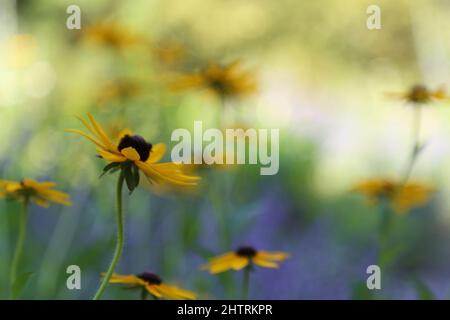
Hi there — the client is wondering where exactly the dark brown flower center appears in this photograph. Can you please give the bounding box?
[137,272,162,285]
[236,246,257,257]
[118,135,152,161]
[410,84,430,103]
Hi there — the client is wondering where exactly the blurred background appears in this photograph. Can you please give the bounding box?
[1,0,450,299]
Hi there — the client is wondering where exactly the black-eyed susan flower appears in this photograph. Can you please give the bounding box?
[352,178,434,214]
[108,272,196,300]
[386,84,449,105]
[171,61,256,99]
[0,178,71,208]
[202,246,289,299]
[67,114,200,193]
[82,22,141,50]
[152,40,185,67]
[201,246,289,274]
[0,178,70,298]
[66,114,199,300]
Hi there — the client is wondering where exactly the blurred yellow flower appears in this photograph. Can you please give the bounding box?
[201,246,289,274]
[171,61,256,99]
[153,40,185,66]
[67,114,200,192]
[107,272,196,300]
[352,178,434,214]
[82,22,141,50]
[0,179,71,208]
[386,84,449,105]
[97,79,141,106]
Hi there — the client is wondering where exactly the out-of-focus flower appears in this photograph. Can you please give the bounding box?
[153,40,185,66]
[0,179,71,208]
[352,178,434,214]
[97,79,141,106]
[82,22,141,50]
[386,84,449,105]
[6,34,38,69]
[107,272,196,300]
[67,114,200,193]
[201,246,289,274]
[171,61,256,99]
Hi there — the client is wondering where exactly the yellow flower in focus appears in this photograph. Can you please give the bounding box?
[107,272,196,300]
[386,84,449,105]
[201,246,289,274]
[171,61,256,99]
[352,179,434,214]
[82,22,141,50]
[0,179,71,208]
[66,114,200,192]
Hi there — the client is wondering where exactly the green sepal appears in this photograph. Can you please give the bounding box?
[123,163,140,194]
[100,162,122,178]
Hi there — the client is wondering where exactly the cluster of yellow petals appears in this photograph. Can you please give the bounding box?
[0,179,71,208]
[201,250,289,274]
[108,273,196,300]
[171,61,256,98]
[352,179,434,214]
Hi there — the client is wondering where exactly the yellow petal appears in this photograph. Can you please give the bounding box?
[147,143,166,163]
[257,251,289,261]
[107,274,144,286]
[121,147,140,161]
[252,256,279,268]
[97,149,127,163]
[157,284,196,300]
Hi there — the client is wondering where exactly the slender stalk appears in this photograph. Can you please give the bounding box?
[242,265,251,300]
[9,199,29,299]
[401,106,423,185]
[93,170,125,300]
[140,287,148,300]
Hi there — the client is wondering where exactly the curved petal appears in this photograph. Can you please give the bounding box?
[147,143,166,163]
[107,274,145,286]
[121,147,140,161]
[156,284,196,300]
[97,149,127,163]
[252,256,279,269]
[87,113,117,151]
[257,251,290,261]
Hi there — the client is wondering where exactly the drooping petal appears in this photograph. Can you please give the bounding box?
[146,284,163,298]
[257,251,290,261]
[97,149,127,163]
[147,143,166,163]
[108,274,145,286]
[156,284,196,300]
[252,256,279,269]
[121,147,141,161]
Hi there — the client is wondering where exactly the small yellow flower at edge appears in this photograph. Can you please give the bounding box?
[0,179,71,208]
[201,246,289,274]
[386,84,449,105]
[352,178,434,214]
[106,272,196,300]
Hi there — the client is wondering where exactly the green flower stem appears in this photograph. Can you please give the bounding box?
[401,106,423,185]
[242,265,251,300]
[140,287,148,300]
[9,199,29,299]
[93,170,125,300]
